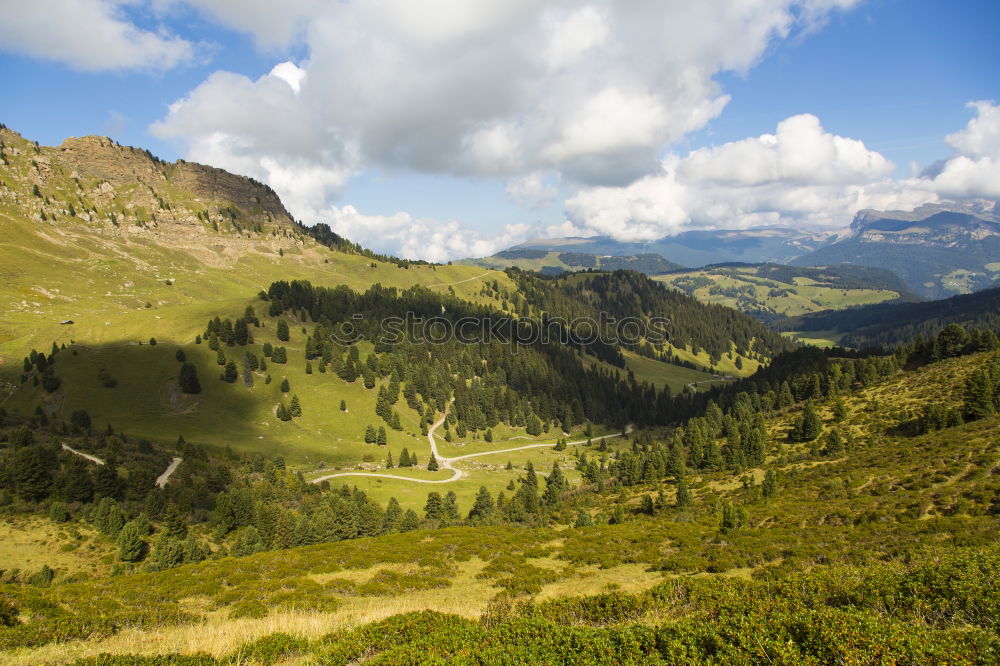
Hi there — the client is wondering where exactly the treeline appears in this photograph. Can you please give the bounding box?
[264,280,662,431]
[300,222,432,269]
[507,269,793,367]
[776,286,1000,348]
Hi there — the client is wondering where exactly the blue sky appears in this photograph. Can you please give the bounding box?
[1,1,998,260]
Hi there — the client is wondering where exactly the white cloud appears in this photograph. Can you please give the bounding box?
[0,0,195,71]
[151,63,358,213]
[316,205,533,263]
[565,113,939,241]
[506,172,559,209]
[928,101,1000,198]
[155,0,859,187]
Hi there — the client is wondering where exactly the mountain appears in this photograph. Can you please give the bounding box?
[509,227,836,267]
[460,249,684,275]
[778,285,1000,349]
[791,202,1000,299]
[653,263,919,321]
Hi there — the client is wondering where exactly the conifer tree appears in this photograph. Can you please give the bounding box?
[280,378,290,393]
[340,399,347,411]
[400,509,420,531]
[365,424,377,444]
[427,453,439,471]
[399,448,410,466]
[289,394,302,417]
[424,491,443,520]
[468,486,494,521]
[377,426,387,445]
[675,477,691,507]
[276,319,290,342]
[443,491,459,520]
[224,360,238,383]
[386,450,394,468]
[117,521,147,562]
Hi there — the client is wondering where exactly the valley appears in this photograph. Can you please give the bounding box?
[0,127,997,665]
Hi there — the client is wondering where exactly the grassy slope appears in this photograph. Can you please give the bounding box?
[3,352,997,662]
[654,265,900,317]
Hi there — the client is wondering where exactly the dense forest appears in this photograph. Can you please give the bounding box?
[777,285,1000,348]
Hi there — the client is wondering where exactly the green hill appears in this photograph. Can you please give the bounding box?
[653,263,915,321]
[461,249,684,275]
[2,346,997,663]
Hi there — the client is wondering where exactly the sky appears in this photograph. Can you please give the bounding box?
[1,0,998,261]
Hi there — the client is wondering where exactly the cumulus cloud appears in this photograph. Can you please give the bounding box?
[566,113,937,240]
[314,206,532,263]
[154,1,859,185]
[927,101,1000,198]
[151,62,358,213]
[506,172,559,209]
[0,0,195,71]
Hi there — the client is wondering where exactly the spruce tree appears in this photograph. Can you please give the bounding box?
[377,426,387,445]
[289,394,302,417]
[798,400,823,441]
[400,509,420,531]
[386,450,394,468]
[117,521,148,562]
[468,486,494,520]
[427,453,439,471]
[399,448,410,466]
[424,492,443,520]
[340,399,347,411]
[675,477,691,507]
[280,378,290,393]
[365,424,377,444]
[223,360,238,383]
[178,362,201,394]
[276,319,290,341]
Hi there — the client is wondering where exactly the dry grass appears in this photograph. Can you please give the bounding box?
[0,517,114,581]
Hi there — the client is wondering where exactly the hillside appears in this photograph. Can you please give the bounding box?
[506,226,835,267]
[779,285,1000,349]
[461,249,684,275]
[1,347,997,663]
[791,203,1000,299]
[653,263,915,321]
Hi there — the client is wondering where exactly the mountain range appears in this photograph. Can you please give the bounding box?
[478,200,1000,299]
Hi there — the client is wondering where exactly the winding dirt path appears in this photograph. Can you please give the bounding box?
[156,457,183,488]
[61,443,105,465]
[425,270,497,288]
[311,398,632,486]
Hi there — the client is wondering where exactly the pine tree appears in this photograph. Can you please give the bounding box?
[365,424,377,443]
[94,463,123,500]
[399,448,411,466]
[117,521,147,562]
[424,492,443,520]
[223,360,238,383]
[400,509,420,531]
[13,446,53,502]
[280,378,290,393]
[468,486,494,521]
[276,319,290,342]
[963,368,997,420]
[340,399,347,411]
[175,349,186,362]
[543,463,566,505]
[797,399,823,441]
[386,450,394,468]
[178,362,201,394]
[427,453,439,471]
[289,394,302,417]
[485,428,493,442]
[641,494,655,515]
[675,477,691,507]
[377,426,387,445]
[276,402,291,421]
[443,491,459,520]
